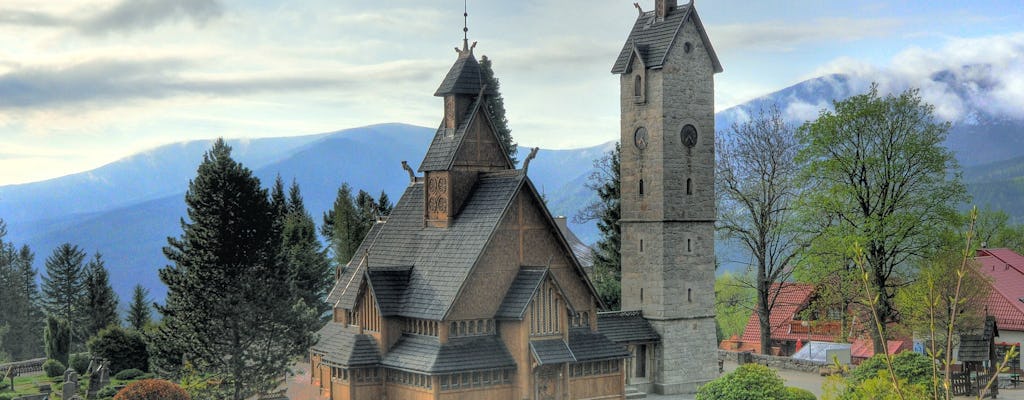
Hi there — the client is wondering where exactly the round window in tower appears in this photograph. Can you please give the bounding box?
[681,124,698,148]
[633,127,649,150]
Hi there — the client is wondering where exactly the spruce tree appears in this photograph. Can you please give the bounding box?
[83,253,120,339]
[41,243,87,346]
[575,143,621,309]
[480,55,517,165]
[280,181,332,322]
[154,139,314,399]
[321,184,362,266]
[0,223,43,360]
[376,190,393,217]
[127,284,152,331]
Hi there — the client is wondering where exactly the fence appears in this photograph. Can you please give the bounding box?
[0,358,46,376]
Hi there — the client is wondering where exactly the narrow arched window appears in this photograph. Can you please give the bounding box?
[634,75,642,97]
[686,178,692,195]
[639,179,645,196]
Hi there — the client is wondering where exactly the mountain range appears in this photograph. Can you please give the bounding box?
[1,70,1022,306]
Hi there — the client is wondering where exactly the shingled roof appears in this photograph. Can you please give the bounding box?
[366,266,413,316]
[597,311,660,343]
[312,323,381,367]
[352,170,525,320]
[495,268,548,320]
[568,328,631,362]
[381,334,516,374]
[610,4,722,74]
[418,94,510,172]
[531,339,576,365]
[434,49,496,97]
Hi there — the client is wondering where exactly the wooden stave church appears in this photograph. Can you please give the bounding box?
[309,0,720,398]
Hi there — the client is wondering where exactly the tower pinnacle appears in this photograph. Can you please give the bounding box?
[462,0,469,51]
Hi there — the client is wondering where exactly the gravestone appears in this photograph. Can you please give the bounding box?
[62,370,79,400]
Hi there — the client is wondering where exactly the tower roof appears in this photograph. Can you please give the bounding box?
[434,46,497,97]
[611,2,723,74]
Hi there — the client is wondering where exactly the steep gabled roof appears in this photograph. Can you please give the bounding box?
[418,94,513,172]
[381,334,516,374]
[611,4,723,74]
[739,283,824,343]
[434,50,496,97]
[366,266,413,316]
[495,268,548,320]
[352,170,525,320]
[975,248,1024,331]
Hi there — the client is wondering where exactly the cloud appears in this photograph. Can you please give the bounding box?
[0,57,442,110]
[78,0,223,35]
[813,33,1024,121]
[714,17,903,52]
[0,0,223,35]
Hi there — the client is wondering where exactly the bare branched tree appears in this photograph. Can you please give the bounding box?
[716,106,804,354]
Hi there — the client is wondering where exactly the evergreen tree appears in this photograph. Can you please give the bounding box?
[321,184,363,266]
[480,55,517,165]
[0,226,44,360]
[83,253,120,339]
[575,143,621,309]
[154,139,314,399]
[43,316,71,365]
[280,181,332,322]
[376,190,394,217]
[127,284,152,331]
[41,243,87,347]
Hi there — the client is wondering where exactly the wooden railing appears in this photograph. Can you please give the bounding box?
[0,358,46,376]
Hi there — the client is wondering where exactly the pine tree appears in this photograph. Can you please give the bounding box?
[0,225,43,360]
[376,190,393,217]
[280,181,332,322]
[127,284,152,331]
[154,139,314,399]
[321,184,362,266]
[480,55,517,165]
[575,143,621,309]
[83,253,120,339]
[41,243,87,347]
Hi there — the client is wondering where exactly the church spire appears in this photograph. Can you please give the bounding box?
[462,0,469,52]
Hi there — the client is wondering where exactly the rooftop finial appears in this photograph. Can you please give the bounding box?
[462,0,469,51]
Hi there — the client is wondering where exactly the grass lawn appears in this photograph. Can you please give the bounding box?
[1,373,59,396]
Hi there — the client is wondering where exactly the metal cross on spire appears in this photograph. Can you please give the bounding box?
[462,0,469,51]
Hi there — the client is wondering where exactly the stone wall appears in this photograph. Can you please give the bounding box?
[718,350,825,373]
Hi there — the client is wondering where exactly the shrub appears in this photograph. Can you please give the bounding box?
[0,393,19,400]
[42,359,66,378]
[88,326,149,374]
[785,386,816,400]
[113,379,189,400]
[70,352,92,375]
[697,363,786,400]
[97,384,121,399]
[849,351,932,388]
[114,369,146,381]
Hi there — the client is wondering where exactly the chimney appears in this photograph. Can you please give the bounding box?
[656,0,677,19]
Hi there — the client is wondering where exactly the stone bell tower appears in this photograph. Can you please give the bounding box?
[611,0,722,394]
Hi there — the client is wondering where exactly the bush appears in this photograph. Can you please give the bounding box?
[97,384,121,399]
[113,379,189,400]
[697,363,787,400]
[850,351,932,388]
[42,359,66,378]
[0,393,18,400]
[70,352,92,375]
[114,369,145,381]
[88,326,149,374]
[785,386,816,400]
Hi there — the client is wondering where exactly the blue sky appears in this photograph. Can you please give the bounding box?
[0,0,1022,185]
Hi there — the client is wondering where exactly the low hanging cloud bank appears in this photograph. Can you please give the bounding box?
[0,0,223,35]
[812,33,1024,123]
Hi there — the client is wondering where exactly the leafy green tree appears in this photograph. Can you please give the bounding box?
[716,106,804,354]
[715,271,755,341]
[0,220,44,360]
[83,253,120,339]
[796,85,967,353]
[127,284,152,331]
[280,181,332,322]
[43,316,71,365]
[154,139,315,399]
[970,207,1024,253]
[480,55,517,165]
[41,243,87,347]
[87,325,149,373]
[576,143,621,309]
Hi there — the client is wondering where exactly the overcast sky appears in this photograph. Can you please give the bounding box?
[1,0,1022,185]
